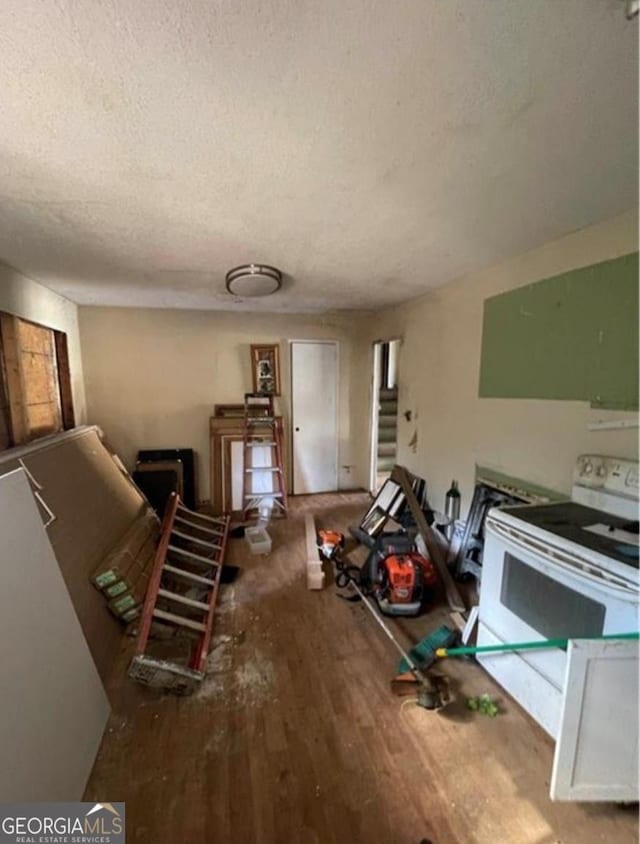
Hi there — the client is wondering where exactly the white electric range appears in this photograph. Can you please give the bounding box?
[477,454,639,801]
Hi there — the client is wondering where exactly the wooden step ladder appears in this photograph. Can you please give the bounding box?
[242,392,287,520]
[129,493,230,694]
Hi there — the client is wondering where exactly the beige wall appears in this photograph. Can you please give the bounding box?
[0,263,86,422]
[359,209,639,517]
[79,306,370,501]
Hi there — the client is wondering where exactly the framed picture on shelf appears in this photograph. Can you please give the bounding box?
[250,344,281,395]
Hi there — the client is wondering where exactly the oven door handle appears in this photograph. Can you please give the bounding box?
[487,518,639,597]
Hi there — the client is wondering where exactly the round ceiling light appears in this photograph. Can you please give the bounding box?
[225,264,282,297]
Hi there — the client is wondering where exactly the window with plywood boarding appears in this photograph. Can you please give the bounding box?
[0,312,75,450]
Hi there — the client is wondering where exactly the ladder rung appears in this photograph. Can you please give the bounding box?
[168,544,221,567]
[176,504,227,526]
[247,417,275,424]
[244,492,283,499]
[158,588,210,611]
[244,441,276,447]
[163,563,215,587]
[152,608,206,632]
[174,514,224,535]
[171,528,222,550]
[245,467,281,473]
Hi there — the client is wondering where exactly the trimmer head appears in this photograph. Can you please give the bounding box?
[391,670,449,710]
[416,686,444,711]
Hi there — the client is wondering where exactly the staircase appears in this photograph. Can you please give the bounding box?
[376,387,398,483]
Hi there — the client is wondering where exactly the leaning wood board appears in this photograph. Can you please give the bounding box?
[0,426,150,685]
[392,465,465,612]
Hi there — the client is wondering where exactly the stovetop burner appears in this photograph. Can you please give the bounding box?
[501,501,640,569]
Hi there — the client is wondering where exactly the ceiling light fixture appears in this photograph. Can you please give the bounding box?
[225,264,282,297]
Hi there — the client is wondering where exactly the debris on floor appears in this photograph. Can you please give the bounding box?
[466,694,500,717]
[196,633,276,708]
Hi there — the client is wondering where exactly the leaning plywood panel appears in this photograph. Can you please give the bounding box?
[0,426,150,683]
[0,469,110,801]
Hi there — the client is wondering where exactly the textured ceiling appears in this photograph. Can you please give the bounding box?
[0,1,637,312]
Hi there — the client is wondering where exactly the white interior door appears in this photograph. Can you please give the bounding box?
[291,341,338,494]
[550,637,639,802]
[0,468,110,800]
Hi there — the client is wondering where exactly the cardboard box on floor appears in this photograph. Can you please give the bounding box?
[0,426,158,686]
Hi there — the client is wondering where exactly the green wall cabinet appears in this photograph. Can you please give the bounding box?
[479,252,639,411]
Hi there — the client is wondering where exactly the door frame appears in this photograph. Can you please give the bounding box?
[368,342,382,493]
[368,336,402,493]
[289,339,340,495]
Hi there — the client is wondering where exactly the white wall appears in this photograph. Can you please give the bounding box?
[359,210,639,516]
[0,262,86,422]
[0,468,109,800]
[79,306,370,501]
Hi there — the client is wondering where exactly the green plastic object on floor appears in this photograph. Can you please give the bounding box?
[398,624,457,673]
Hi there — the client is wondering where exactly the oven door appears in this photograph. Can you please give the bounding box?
[479,517,638,693]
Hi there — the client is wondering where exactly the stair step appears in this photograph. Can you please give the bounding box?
[158,588,210,611]
[379,401,398,415]
[377,428,397,444]
[379,388,398,400]
[152,608,206,632]
[244,492,284,499]
[163,563,216,587]
[245,441,276,447]
[377,457,396,472]
[377,442,397,457]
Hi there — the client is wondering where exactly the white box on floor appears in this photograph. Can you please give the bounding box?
[245,525,272,555]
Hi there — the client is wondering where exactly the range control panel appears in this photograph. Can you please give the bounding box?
[574,454,639,500]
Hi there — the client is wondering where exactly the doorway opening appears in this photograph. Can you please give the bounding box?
[369,339,400,493]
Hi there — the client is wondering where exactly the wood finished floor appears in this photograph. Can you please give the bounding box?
[86,492,639,843]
